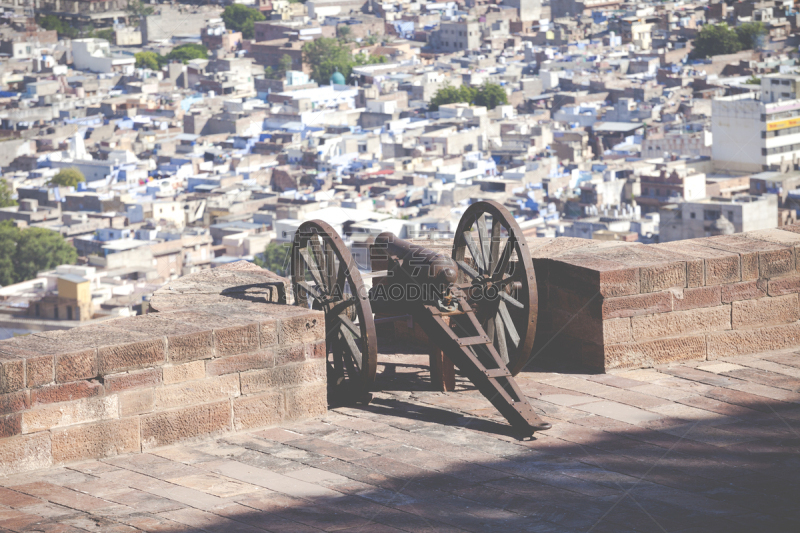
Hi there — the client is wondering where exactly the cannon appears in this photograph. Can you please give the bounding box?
[290,201,551,437]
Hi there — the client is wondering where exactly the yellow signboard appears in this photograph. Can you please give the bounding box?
[767,117,800,131]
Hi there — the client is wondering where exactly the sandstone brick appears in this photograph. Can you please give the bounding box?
[285,383,327,421]
[56,350,98,383]
[152,374,240,410]
[551,309,604,344]
[259,320,279,348]
[604,318,632,344]
[767,277,800,297]
[548,286,601,318]
[632,306,731,341]
[704,235,793,280]
[722,280,768,302]
[656,241,741,286]
[240,360,326,394]
[306,341,326,359]
[0,432,52,476]
[162,361,205,384]
[140,401,230,450]
[671,286,722,311]
[549,255,639,297]
[119,389,154,417]
[167,331,214,363]
[52,418,140,464]
[707,322,800,359]
[639,262,686,293]
[602,291,672,319]
[0,390,29,415]
[232,391,284,431]
[21,396,119,434]
[280,312,326,345]
[98,338,165,375]
[275,344,306,366]
[206,351,274,376]
[30,381,104,407]
[0,413,21,438]
[215,323,259,356]
[25,356,54,389]
[732,294,800,329]
[104,368,162,393]
[604,335,706,370]
[0,357,25,394]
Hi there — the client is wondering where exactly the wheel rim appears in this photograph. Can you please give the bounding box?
[291,220,377,395]
[452,201,538,376]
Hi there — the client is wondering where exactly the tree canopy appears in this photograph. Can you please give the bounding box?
[38,15,78,39]
[254,242,290,276]
[265,55,293,80]
[48,168,85,189]
[0,179,15,208]
[135,51,161,70]
[164,43,209,63]
[222,4,265,39]
[0,221,77,286]
[126,0,154,26]
[302,38,387,84]
[691,22,766,59]
[429,83,508,111]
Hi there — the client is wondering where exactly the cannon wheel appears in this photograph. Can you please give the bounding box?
[452,201,538,376]
[291,220,377,402]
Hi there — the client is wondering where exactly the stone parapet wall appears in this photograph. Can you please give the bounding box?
[0,262,325,476]
[531,224,800,371]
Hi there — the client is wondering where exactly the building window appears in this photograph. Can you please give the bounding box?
[54,306,58,319]
[690,212,696,219]
[704,210,721,221]
[67,306,72,320]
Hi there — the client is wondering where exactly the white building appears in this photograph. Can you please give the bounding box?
[658,195,778,242]
[712,74,800,172]
[72,39,135,75]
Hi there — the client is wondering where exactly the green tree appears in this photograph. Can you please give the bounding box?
[691,23,741,59]
[745,75,761,85]
[14,228,78,283]
[338,25,352,42]
[164,44,208,64]
[0,221,20,286]
[135,51,161,70]
[48,168,85,189]
[38,14,78,38]
[126,0,154,26]
[473,83,508,110]
[221,4,265,39]
[0,179,16,208]
[736,21,766,50]
[254,242,290,276]
[353,52,387,66]
[303,37,354,84]
[265,55,293,79]
[429,84,477,111]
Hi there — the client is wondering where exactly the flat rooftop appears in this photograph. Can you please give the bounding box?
[2,347,798,532]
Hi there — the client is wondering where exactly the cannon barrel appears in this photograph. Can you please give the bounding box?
[372,232,458,288]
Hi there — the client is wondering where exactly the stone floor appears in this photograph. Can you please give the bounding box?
[1,347,800,533]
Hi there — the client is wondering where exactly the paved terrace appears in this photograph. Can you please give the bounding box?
[1,346,799,533]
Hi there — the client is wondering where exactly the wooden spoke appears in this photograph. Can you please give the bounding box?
[489,217,502,276]
[296,280,323,300]
[340,326,363,370]
[463,230,485,272]
[456,260,479,279]
[338,315,361,339]
[498,301,520,347]
[498,290,524,309]
[493,236,514,279]
[299,248,327,293]
[495,314,509,364]
[476,214,491,273]
[310,235,328,290]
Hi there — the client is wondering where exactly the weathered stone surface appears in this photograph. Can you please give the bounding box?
[215,323,260,357]
[549,254,639,297]
[704,235,793,280]
[140,401,231,450]
[22,396,119,434]
[279,311,326,345]
[306,341,326,360]
[0,356,25,394]
[0,390,29,415]
[232,391,283,431]
[656,241,741,286]
[56,350,98,383]
[722,280,768,302]
[285,383,327,421]
[0,413,21,438]
[605,335,706,370]
[152,374,240,410]
[51,418,140,464]
[25,356,54,389]
[119,389,154,417]
[0,333,97,384]
[767,277,800,297]
[30,381,104,407]
[167,330,215,363]
[104,368,162,393]
[275,344,306,366]
[671,286,722,311]
[240,360,326,394]
[551,309,604,344]
[602,291,672,319]
[162,361,205,384]
[206,351,274,376]
[98,338,166,375]
[707,322,800,359]
[732,294,800,329]
[0,432,51,476]
[632,306,731,340]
